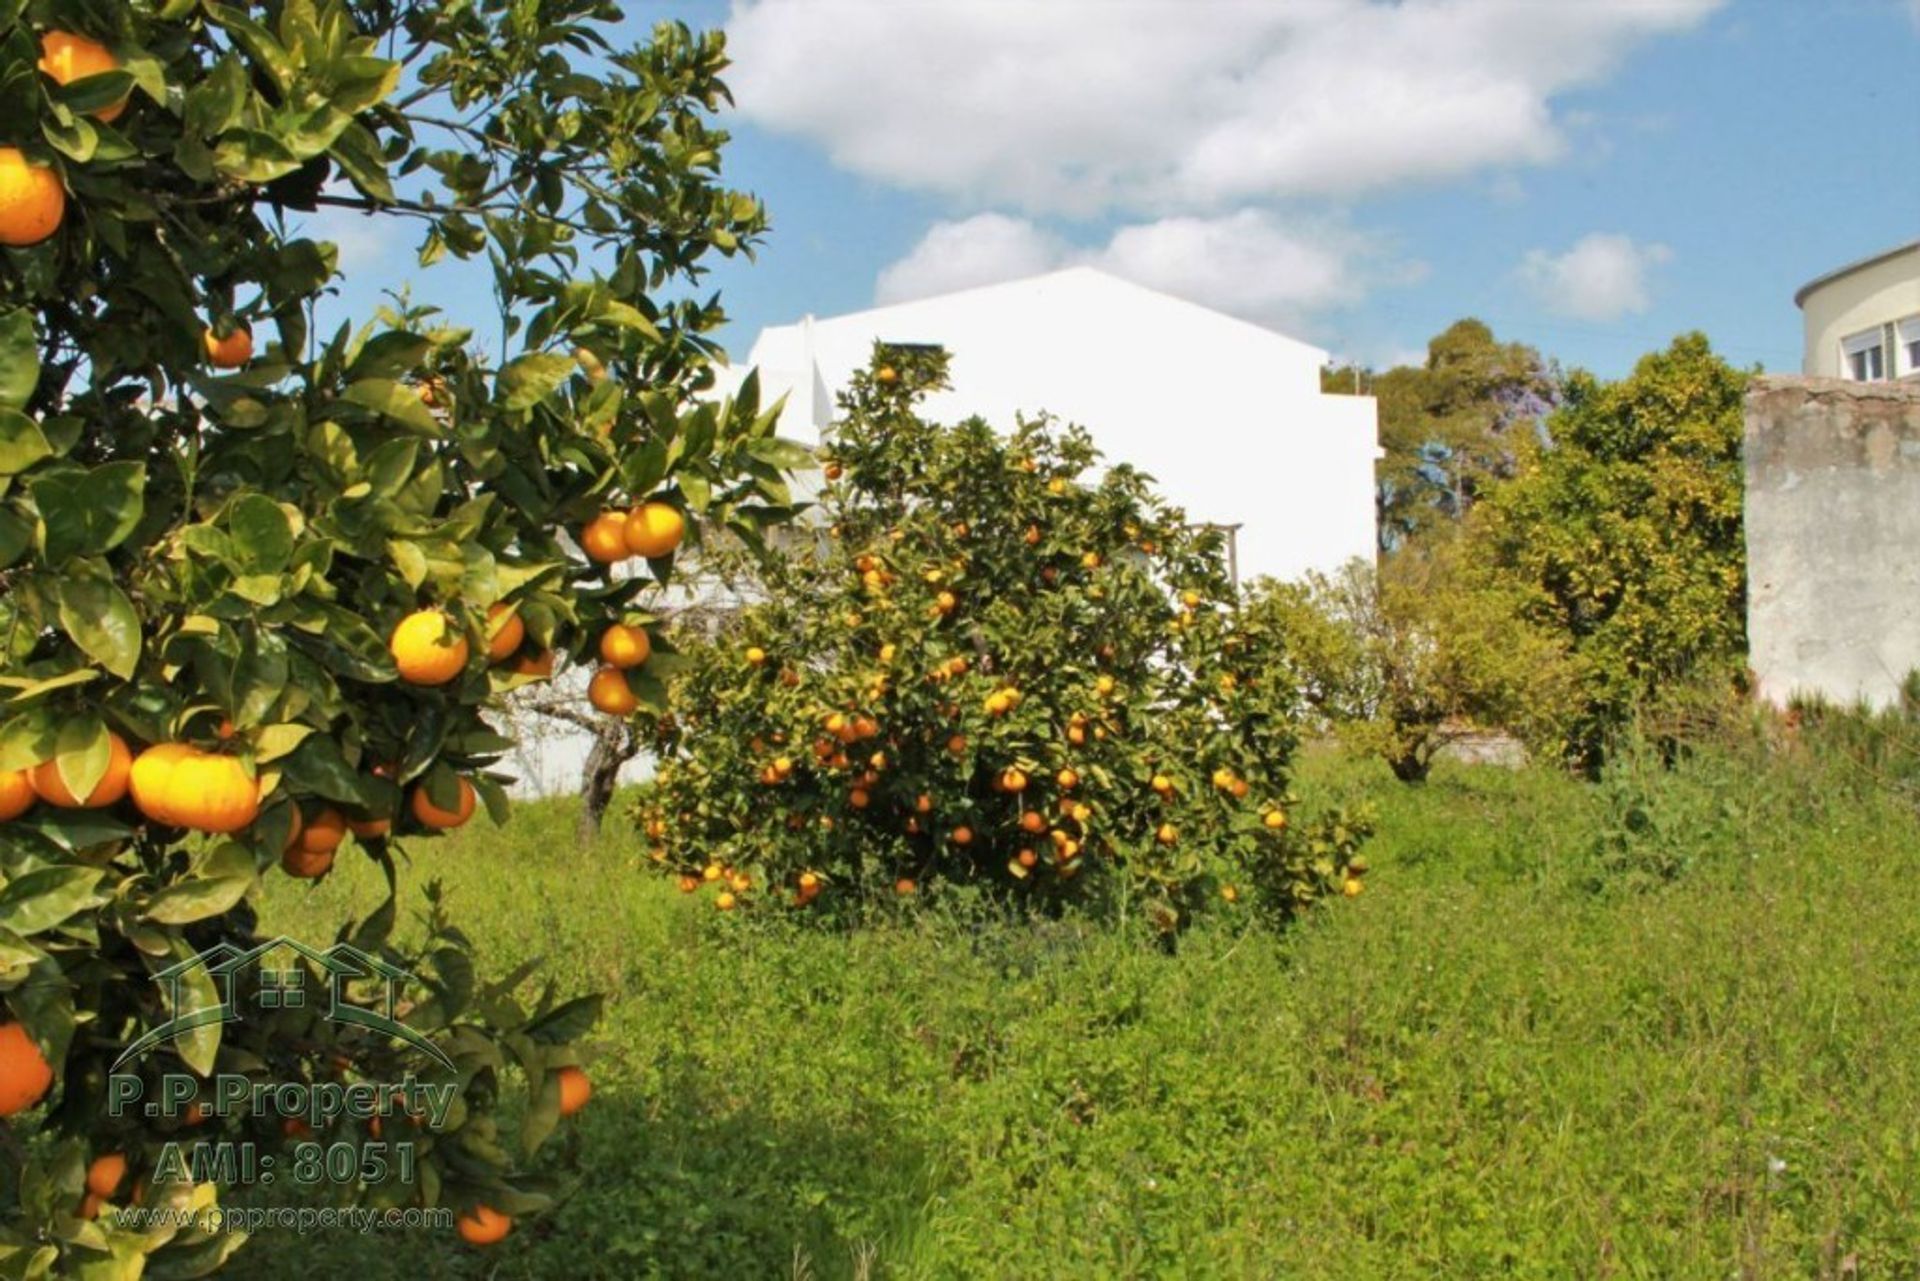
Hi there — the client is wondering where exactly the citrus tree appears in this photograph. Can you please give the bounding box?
[639,348,1370,932]
[1247,546,1575,782]
[0,2,791,1271]
[1469,333,1749,767]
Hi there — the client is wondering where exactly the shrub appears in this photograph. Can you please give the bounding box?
[0,3,786,1269]
[638,348,1368,931]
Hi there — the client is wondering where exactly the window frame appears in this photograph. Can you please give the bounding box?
[1842,326,1886,381]
[1896,315,1920,379]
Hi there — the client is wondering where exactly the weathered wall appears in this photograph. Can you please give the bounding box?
[1745,376,1920,708]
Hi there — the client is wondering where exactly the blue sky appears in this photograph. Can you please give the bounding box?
[320,0,1920,379]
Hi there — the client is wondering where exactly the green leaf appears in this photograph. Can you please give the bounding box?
[0,708,58,771]
[54,574,142,679]
[341,379,441,435]
[0,409,50,475]
[228,494,294,572]
[28,462,145,564]
[0,867,107,937]
[497,353,577,412]
[347,332,432,383]
[522,994,603,1045]
[161,934,223,1077]
[144,875,253,926]
[48,715,108,805]
[0,310,40,410]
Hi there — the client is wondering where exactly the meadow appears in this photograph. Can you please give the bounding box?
[239,733,1920,1279]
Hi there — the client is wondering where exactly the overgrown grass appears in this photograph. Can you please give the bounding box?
[237,739,1920,1278]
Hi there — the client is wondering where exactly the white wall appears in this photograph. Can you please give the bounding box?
[744,268,1379,583]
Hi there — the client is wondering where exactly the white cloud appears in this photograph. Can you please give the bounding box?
[874,210,1411,330]
[1518,232,1672,321]
[725,0,1723,215]
[875,214,1067,305]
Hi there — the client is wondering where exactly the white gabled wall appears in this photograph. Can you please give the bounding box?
[743,267,1379,583]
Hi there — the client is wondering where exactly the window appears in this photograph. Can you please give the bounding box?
[1842,327,1886,381]
[1898,316,1920,379]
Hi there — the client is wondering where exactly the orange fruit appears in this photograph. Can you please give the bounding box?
[715,891,737,912]
[581,511,630,564]
[746,646,767,666]
[296,808,347,855]
[77,1193,103,1220]
[0,769,34,822]
[1342,878,1365,897]
[1150,774,1173,796]
[513,649,555,679]
[894,877,915,895]
[798,871,821,892]
[1019,811,1046,834]
[875,366,899,385]
[127,745,199,828]
[1263,809,1286,830]
[0,1021,53,1116]
[37,32,126,122]
[623,502,686,559]
[1056,768,1079,790]
[203,325,253,369]
[1155,824,1177,846]
[0,148,65,247]
[946,735,967,755]
[484,604,524,663]
[951,826,973,846]
[588,667,638,715]
[410,777,476,830]
[599,624,652,669]
[31,732,132,809]
[347,808,392,839]
[1221,884,1240,904]
[556,1066,592,1116]
[1211,767,1236,792]
[281,844,334,879]
[849,788,871,809]
[456,1205,512,1246]
[1000,767,1027,793]
[390,610,469,686]
[85,1153,126,1199]
[169,753,261,833]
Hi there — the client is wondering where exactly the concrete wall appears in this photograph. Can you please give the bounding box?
[1797,242,1920,378]
[1745,376,1920,708]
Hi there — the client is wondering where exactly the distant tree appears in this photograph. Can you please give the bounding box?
[1324,319,1559,552]
[1250,545,1574,783]
[1469,333,1750,768]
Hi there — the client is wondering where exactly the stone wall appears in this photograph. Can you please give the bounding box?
[1745,375,1920,708]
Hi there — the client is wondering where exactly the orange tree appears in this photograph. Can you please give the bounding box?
[0,1,791,1271]
[640,347,1369,931]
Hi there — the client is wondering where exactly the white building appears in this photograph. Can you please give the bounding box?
[734,267,1380,583]
[1795,239,1920,383]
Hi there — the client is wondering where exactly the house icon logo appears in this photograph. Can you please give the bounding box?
[113,937,455,1072]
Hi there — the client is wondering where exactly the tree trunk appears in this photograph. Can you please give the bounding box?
[576,720,635,842]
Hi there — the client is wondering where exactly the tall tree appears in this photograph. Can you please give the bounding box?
[1325,319,1559,552]
[1469,333,1750,767]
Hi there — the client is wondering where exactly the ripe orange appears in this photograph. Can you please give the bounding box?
[513,649,555,679]
[934,591,957,615]
[32,732,132,809]
[999,767,1027,793]
[1211,767,1236,792]
[915,793,933,814]
[946,734,967,755]
[715,891,737,911]
[37,33,126,122]
[1221,884,1240,904]
[1263,809,1287,830]
[390,610,469,686]
[484,604,524,663]
[746,646,767,666]
[0,770,34,821]
[1019,810,1046,834]
[1156,823,1177,845]
[1082,552,1101,570]
[1095,675,1116,697]
[556,1065,592,1116]
[849,788,871,809]
[1342,878,1365,897]
[623,502,686,559]
[281,844,334,879]
[296,808,347,855]
[0,148,65,247]
[894,877,916,895]
[1017,848,1038,868]
[599,624,652,669]
[678,875,699,894]
[456,1205,512,1246]
[984,691,1012,716]
[78,1193,102,1220]
[588,667,638,715]
[798,871,821,892]
[85,1153,126,1199]
[581,511,630,564]
[0,1021,53,1116]
[347,811,392,839]
[1150,774,1173,796]
[203,325,253,369]
[950,826,973,846]
[1056,768,1079,790]
[411,777,476,830]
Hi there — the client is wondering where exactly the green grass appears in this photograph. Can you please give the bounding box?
[235,742,1920,1279]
